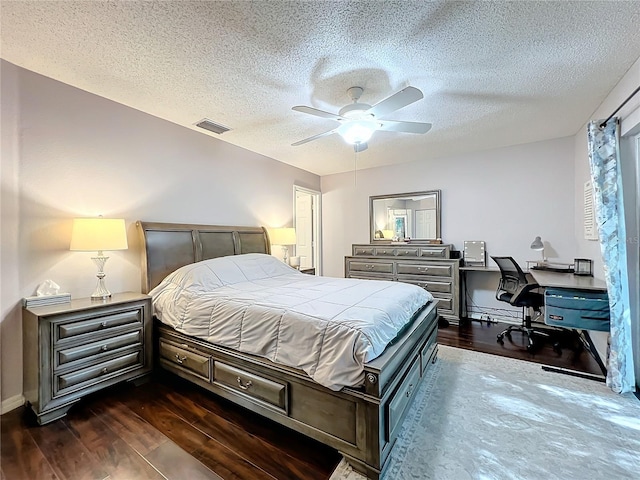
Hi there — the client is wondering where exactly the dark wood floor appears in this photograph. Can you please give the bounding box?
[439,319,605,377]
[1,320,605,480]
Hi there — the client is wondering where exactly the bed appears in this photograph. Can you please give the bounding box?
[137,221,439,479]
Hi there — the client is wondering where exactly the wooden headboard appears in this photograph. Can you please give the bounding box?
[136,221,271,293]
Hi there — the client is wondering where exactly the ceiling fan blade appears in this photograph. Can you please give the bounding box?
[291,128,338,146]
[354,142,368,153]
[367,86,424,119]
[378,120,432,134]
[292,105,344,121]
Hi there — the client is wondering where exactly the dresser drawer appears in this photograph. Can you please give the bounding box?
[54,351,142,396]
[347,273,390,281]
[387,356,420,438]
[374,247,396,256]
[418,246,450,258]
[396,277,452,294]
[55,329,142,370]
[159,339,211,381]
[397,263,452,277]
[432,295,453,312]
[55,309,143,344]
[348,261,394,274]
[393,247,419,257]
[353,246,375,256]
[214,361,288,413]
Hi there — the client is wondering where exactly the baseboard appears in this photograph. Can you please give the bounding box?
[1,394,25,414]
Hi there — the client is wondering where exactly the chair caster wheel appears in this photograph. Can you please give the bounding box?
[553,343,562,355]
[526,342,535,352]
[497,336,504,345]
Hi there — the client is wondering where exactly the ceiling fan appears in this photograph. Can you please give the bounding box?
[291,86,432,152]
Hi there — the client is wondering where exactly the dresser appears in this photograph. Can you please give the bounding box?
[345,244,461,324]
[23,292,152,425]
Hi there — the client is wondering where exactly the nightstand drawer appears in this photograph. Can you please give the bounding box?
[55,329,143,370]
[397,263,452,277]
[54,351,142,396]
[55,309,143,344]
[159,339,211,381]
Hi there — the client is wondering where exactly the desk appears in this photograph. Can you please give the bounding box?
[529,270,607,291]
[529,270,608,380]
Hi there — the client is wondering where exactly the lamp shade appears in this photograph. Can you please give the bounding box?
[268,227,296,245]
[70,218,128,252]
[530,236,544,251]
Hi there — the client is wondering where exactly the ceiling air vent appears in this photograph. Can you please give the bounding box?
[195,118,231,135]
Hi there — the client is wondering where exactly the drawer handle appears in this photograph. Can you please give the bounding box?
[101,345,108,352]
[366,264,374,269]
[237,377,253,390]
[406,383,414,398]
[174,353,187,364]
[418,266,429,271]
[100,321,108,328]
[101,367,108,375]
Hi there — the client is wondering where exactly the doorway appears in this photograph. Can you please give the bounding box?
[293,186,321,274]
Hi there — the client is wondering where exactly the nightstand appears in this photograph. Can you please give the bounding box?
[300,268,316,275]
[23,292,152,425]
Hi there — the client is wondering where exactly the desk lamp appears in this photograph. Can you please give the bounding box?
[530,236,546,264]
[268,228,297,265]
[70,217,128,299]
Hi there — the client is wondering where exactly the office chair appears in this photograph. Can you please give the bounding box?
[491,256,549,352]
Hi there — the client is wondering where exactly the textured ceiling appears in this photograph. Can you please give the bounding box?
[2,1,640,176]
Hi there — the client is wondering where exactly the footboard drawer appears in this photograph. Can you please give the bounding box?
[214,362,288,414]
[159,339,211,381]
[420,328,438,374]
[387,357,421,438]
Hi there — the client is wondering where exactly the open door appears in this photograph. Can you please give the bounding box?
[294,186,321,274]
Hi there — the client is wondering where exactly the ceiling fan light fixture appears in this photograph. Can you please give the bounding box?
[339,120,377,145]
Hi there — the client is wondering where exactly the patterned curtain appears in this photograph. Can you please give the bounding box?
[587,119,635,393]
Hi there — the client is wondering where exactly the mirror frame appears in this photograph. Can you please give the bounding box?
[369,189,441,243]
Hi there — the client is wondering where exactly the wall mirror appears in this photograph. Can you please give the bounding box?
[370,190,441,243]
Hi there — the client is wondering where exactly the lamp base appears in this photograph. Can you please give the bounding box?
[90,254,112,300]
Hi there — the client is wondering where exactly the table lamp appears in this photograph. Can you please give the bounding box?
[268,227,296,265]
[530,236,546,263]
[70,217,128,299]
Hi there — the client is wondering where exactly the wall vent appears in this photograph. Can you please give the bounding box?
[195,118,231,135]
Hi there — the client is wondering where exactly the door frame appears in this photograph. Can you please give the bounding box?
[293,185,322,275]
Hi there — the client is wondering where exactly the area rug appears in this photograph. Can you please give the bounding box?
[331,345,640,480]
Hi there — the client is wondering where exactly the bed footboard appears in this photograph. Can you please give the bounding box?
[155,301,438,479]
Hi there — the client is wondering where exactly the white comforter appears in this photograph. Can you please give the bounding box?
[150,253,432,390]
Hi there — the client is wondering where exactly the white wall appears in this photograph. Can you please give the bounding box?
[321,136,576,318]
[0,60,320,407]
[573,56,640,382]
[1,59,23,412]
